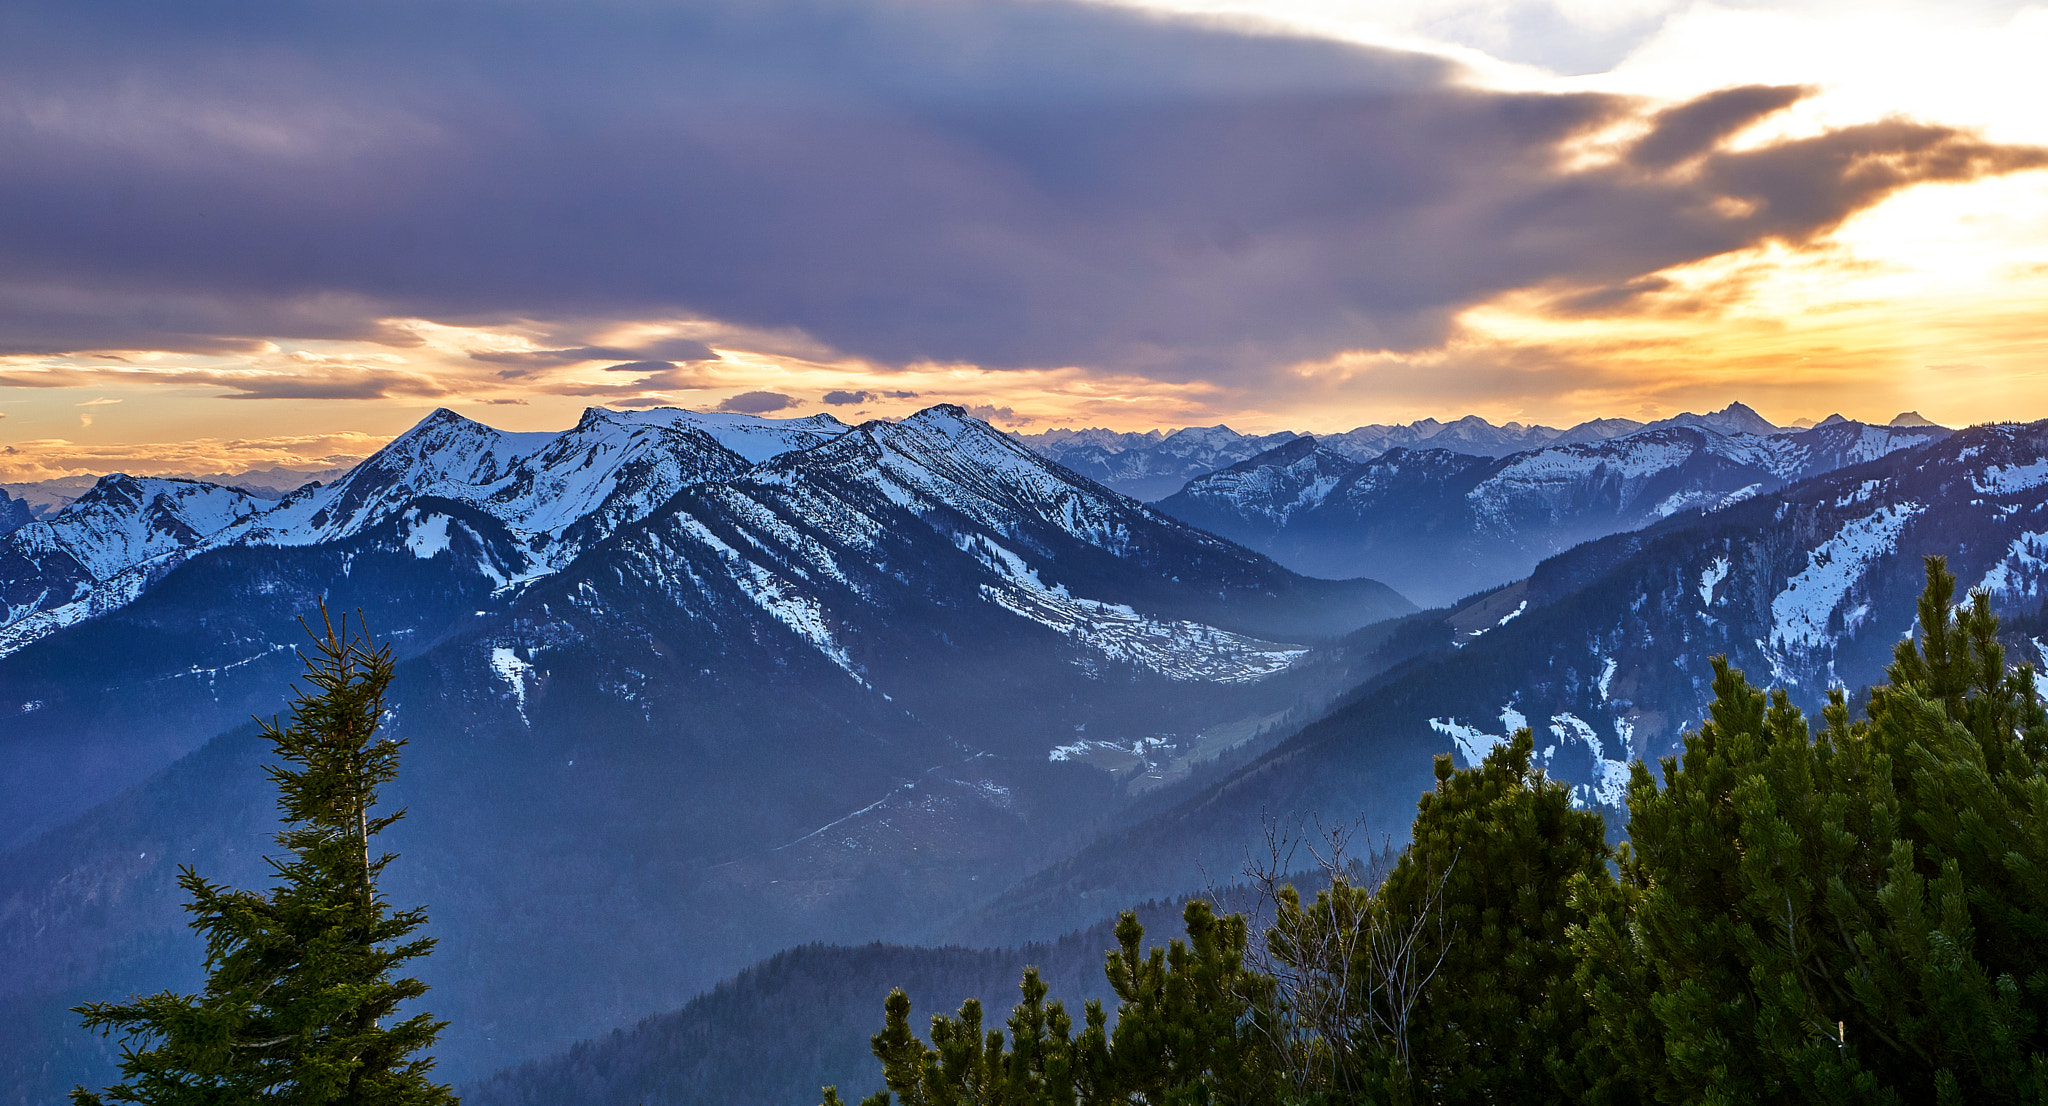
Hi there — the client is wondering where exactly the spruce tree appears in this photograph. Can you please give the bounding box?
[72,611,454,1105]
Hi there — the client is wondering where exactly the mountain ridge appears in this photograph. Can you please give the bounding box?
[1014,403,1952,500]
[1154,417,1951,605]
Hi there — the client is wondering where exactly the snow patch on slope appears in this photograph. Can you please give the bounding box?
[1767,503,1923,678]
[490,646,533,724]
[1550,712,1631,808]
[1974,460,2048,496]
[1714,483,1763,511]
[1432,717,1506,767]
[1048,735,1168,763]
[405,511,453,559]
[1433,704,1530,768]
[1700,556,1730,607]
[967,534,1304,683]
[1980,532,2048,599]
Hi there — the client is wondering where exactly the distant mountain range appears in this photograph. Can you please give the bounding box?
[1154,418,1951,606]
[0,465,352,528]
[0,403,1939,532]
[1015,402,1940,501]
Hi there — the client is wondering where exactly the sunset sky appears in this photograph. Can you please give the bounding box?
[1,0,2045,479]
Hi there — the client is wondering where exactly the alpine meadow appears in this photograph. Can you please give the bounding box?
[6,0,2048,1102]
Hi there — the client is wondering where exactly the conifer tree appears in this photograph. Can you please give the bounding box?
[1102,901,1274,1104]
[1389,731,1614,1105]
[1256,731,1613,1105]
[856,966,1109,1106]
[1577,558,2048,1104]
[829,902,1273,1106]
[72,610,454,1106]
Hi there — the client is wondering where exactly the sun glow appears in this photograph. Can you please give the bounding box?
[5,0,2047,466]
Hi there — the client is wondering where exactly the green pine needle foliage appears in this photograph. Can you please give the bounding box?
[1577,556,2048,1104]
[1392,732,1615,1105]
[841,902,1274,1106]
[72,609,455,1106]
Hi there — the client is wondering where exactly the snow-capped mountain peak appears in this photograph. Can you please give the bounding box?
[12,475,267,579]
[0,475,273,657]
[0,406,853,655]
[1647,401,1779,437]
[778,405,1157,554]
[346,406,555,494]
[607,407,849,462]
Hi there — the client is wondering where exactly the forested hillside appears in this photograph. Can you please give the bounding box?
[460,894,1277,1106]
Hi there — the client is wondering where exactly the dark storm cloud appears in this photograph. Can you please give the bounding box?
[212,372,450,400]
[1552,276,1674,315]
[0,363,448,399]
[1630,84,1812,170]
[963,404,1031,426]
[470,339,720,369]
[825,388,919,404]
[600,360,680,374]
[717,391,798,414]
[544,362,715,397]
[0,0,2041,380]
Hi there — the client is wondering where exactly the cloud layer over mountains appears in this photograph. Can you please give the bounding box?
[2,0,2039,391]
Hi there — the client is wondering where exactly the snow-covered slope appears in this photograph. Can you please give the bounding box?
[616,408,848,462]
[1422,419,2048,801]
[1015,423,1299,501]
[0,476,269,654]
